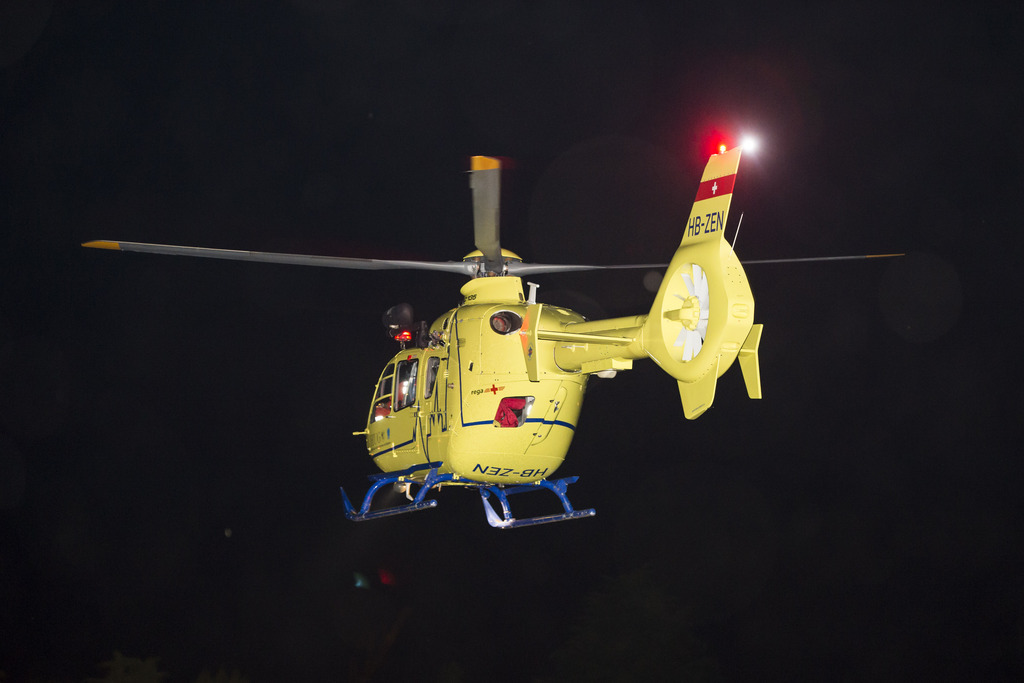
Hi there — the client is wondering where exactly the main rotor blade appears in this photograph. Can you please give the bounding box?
[470,156,502,272]
[82,240,477,275]
[506,262,668,275]
[83,240,905,278]
[507,252,904,274]
[741,253,905,265]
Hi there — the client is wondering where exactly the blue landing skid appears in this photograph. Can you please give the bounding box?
[478,477,596,529]
[340,464,453,522]
[340,464,596,529]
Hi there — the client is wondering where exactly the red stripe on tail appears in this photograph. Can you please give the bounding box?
[694,173,736,202]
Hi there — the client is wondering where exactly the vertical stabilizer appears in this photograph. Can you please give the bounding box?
[641,147,762,418]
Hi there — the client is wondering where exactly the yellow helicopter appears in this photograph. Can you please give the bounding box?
[85,147,892,528]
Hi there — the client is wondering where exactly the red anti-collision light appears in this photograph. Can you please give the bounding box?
[378,568,396,586]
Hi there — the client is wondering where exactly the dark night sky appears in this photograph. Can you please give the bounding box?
[2,1,1023,681]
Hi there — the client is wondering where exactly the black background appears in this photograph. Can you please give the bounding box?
[2,2,1022,680]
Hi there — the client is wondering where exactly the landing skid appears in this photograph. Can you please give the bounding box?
[340,464,596,529]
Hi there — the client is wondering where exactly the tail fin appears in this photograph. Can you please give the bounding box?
[641,147,762,418]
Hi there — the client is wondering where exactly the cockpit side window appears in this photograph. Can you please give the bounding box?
[372,363,395,421]
[394,358,419,411]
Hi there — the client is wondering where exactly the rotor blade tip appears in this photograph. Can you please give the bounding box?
[471,156,501,171]
[82,240,121,250]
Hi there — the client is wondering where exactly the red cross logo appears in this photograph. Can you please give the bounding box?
[488,384,501,395]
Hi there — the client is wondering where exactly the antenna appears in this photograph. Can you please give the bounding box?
[731,212,744,251]
[526,281,540,305]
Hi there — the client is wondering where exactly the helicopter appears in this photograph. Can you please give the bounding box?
[83,147,898,528]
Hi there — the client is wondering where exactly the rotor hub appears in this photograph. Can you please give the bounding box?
[676,296,702,331]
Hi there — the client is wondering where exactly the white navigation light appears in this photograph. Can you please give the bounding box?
[740,135,759,153]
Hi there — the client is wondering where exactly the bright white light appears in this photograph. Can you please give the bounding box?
[740,135,760,153]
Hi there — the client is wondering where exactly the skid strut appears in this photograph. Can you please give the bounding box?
[340,465,595,529]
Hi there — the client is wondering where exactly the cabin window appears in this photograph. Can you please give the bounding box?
[494,396,535,428]
[394,358,419,411]
[424,357,441,399]
[372,398,391,421]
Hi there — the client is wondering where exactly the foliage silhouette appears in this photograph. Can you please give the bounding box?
[85,652,169,683]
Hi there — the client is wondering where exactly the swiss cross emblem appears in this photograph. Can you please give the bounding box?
[711,181,718,195]
[488,384,500,395]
